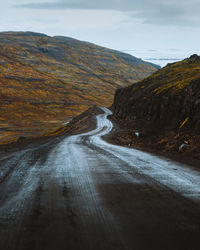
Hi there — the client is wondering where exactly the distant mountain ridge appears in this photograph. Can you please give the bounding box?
[0,31,159,144]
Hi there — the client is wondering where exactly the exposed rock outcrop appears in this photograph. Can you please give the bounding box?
[110,55,200,159]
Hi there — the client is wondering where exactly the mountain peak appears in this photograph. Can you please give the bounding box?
[187,54,200,64]
[0,31,48,37]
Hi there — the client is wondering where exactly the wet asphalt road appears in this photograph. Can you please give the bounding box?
[0,107,200,250]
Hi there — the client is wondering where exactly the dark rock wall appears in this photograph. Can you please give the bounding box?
[112,57,200,134]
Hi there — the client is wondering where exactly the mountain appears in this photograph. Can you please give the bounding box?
[110,54,200,159]
[0,31,159,144]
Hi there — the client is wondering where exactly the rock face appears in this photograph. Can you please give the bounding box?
[0,31,159,144]
[187,54,200,64]
[111,55,200,158]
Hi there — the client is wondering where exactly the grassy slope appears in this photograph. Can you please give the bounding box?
[0,31,159,144]
[111,55,200,159]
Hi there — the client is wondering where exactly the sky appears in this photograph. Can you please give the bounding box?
[0,0,200,66]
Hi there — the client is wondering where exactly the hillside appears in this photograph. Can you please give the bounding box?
[0,31,159,144]
[110,54,200,160]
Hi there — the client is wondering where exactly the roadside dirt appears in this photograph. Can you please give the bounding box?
[104,116,200,169]
[0,105,103,157]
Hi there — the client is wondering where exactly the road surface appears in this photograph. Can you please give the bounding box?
[0,107,200,250]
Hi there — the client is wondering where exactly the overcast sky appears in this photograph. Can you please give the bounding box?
[0,0,200,56]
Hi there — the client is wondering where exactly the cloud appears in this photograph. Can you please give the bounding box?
[13,0,200,26]
[13,0,165,11]
[1,1,200,54]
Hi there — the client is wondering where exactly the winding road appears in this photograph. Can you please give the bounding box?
[0,107,200,250]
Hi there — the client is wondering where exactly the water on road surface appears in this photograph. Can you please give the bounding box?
[0,107,200,250]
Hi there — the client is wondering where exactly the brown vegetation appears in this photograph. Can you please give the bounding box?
[0,31,159,144]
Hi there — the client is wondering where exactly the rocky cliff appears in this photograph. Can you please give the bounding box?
[110,55,200,159]
[0,31,159,144]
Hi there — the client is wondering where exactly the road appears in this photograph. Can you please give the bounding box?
[0,107,200,250]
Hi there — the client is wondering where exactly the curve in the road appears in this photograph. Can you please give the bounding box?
[0,106,200,250]
[88,107,200,203]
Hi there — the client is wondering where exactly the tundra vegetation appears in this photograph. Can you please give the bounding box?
[0,32,158,144]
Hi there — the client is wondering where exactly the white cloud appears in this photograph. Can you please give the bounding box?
[13,0,200,26]
[0,0,199,57]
